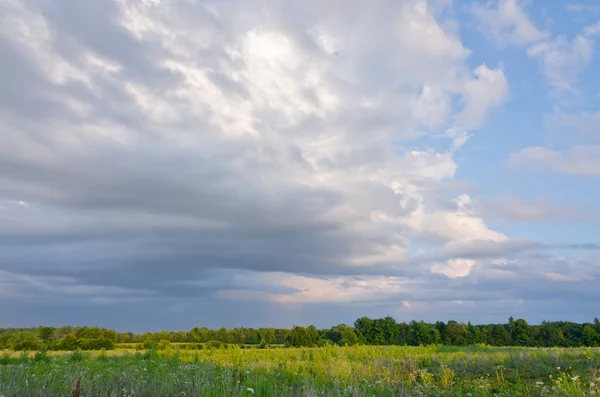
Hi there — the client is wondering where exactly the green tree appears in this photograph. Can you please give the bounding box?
[289,326,318,347]
[38,327,55,344]
[325,324,359,346]
[445,321,468,346]
[258,328,276,345]
[513,319,532,346]
[583,325,597,346]
[10,332,42,351]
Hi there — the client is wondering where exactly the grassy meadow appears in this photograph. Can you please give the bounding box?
[0,345,599,396]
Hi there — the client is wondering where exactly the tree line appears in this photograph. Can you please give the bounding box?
[1,317,599,351]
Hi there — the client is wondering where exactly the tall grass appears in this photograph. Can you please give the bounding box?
[0,345,598,396]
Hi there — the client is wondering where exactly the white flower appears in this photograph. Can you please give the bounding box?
[246,388,255,394]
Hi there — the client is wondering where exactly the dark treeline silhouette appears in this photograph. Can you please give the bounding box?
[1,316,599,351]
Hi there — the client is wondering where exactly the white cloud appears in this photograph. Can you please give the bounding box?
[507,146,600,176]
[545,111,600,135]
[473,0,594,97]
[455,65,509,129]
[217,272,407,304]
[584,21,600,37]
[527,34,593,93]
[406,194,507,244]
[566,4,600,13]
[0,0,93,88]
[478,195,578,222]
[431,258,476,278]
[471,0,548,46]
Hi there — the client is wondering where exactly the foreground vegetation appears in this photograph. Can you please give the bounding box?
[0,345,599,396]
[2,316,600,351]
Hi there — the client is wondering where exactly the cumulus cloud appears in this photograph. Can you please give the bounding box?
[431,258,476,278]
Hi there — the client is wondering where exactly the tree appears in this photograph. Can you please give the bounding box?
[289,326,318,347]
[432,328,442,344]
[10,332,42,351]
[258,328,276,345]
[409,321,433,345]
[513,319,532,346]
[56,334,79,351]
[445,321,468,346]
[325,324,359,346]
[216,328,230,343]
[354,317,374,344]
[583,325,597,346]
[339,327,359,346]
[38,327,55,344]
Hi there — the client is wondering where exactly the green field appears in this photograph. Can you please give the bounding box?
[1,345,599,396]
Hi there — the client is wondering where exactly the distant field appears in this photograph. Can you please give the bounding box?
[0,345,599,396]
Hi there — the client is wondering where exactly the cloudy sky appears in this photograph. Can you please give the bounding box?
[1,0,599,332]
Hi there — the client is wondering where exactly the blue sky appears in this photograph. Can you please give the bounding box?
[0,0,599,332]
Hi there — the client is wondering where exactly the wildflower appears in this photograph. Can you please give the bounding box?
[246,388,255,394]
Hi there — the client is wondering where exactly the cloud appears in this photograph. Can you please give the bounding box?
[472,0,594,97]
[477,195,582,222]
[566,4,600,13]
[454,65,509,130]
[584,21,600,37]
[478,2,599,180]
[507,146,600,176]
[406,194,507,245]
[544,111,600,143]
[218,273,408,304]
[0,270,155,302]
[527,34,593,93]
[0,0,597,329]
[471,0,549,46]
[431,258,476,278]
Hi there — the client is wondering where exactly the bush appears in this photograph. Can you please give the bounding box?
[158,340,171,350]
[142,340,158,350]
[79,337,115,350]
[69,349,87,362]
[55,334,79,351]
[33,348,50,363]
[205,340,223,349]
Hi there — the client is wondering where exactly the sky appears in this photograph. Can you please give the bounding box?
[0,0,599,332]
